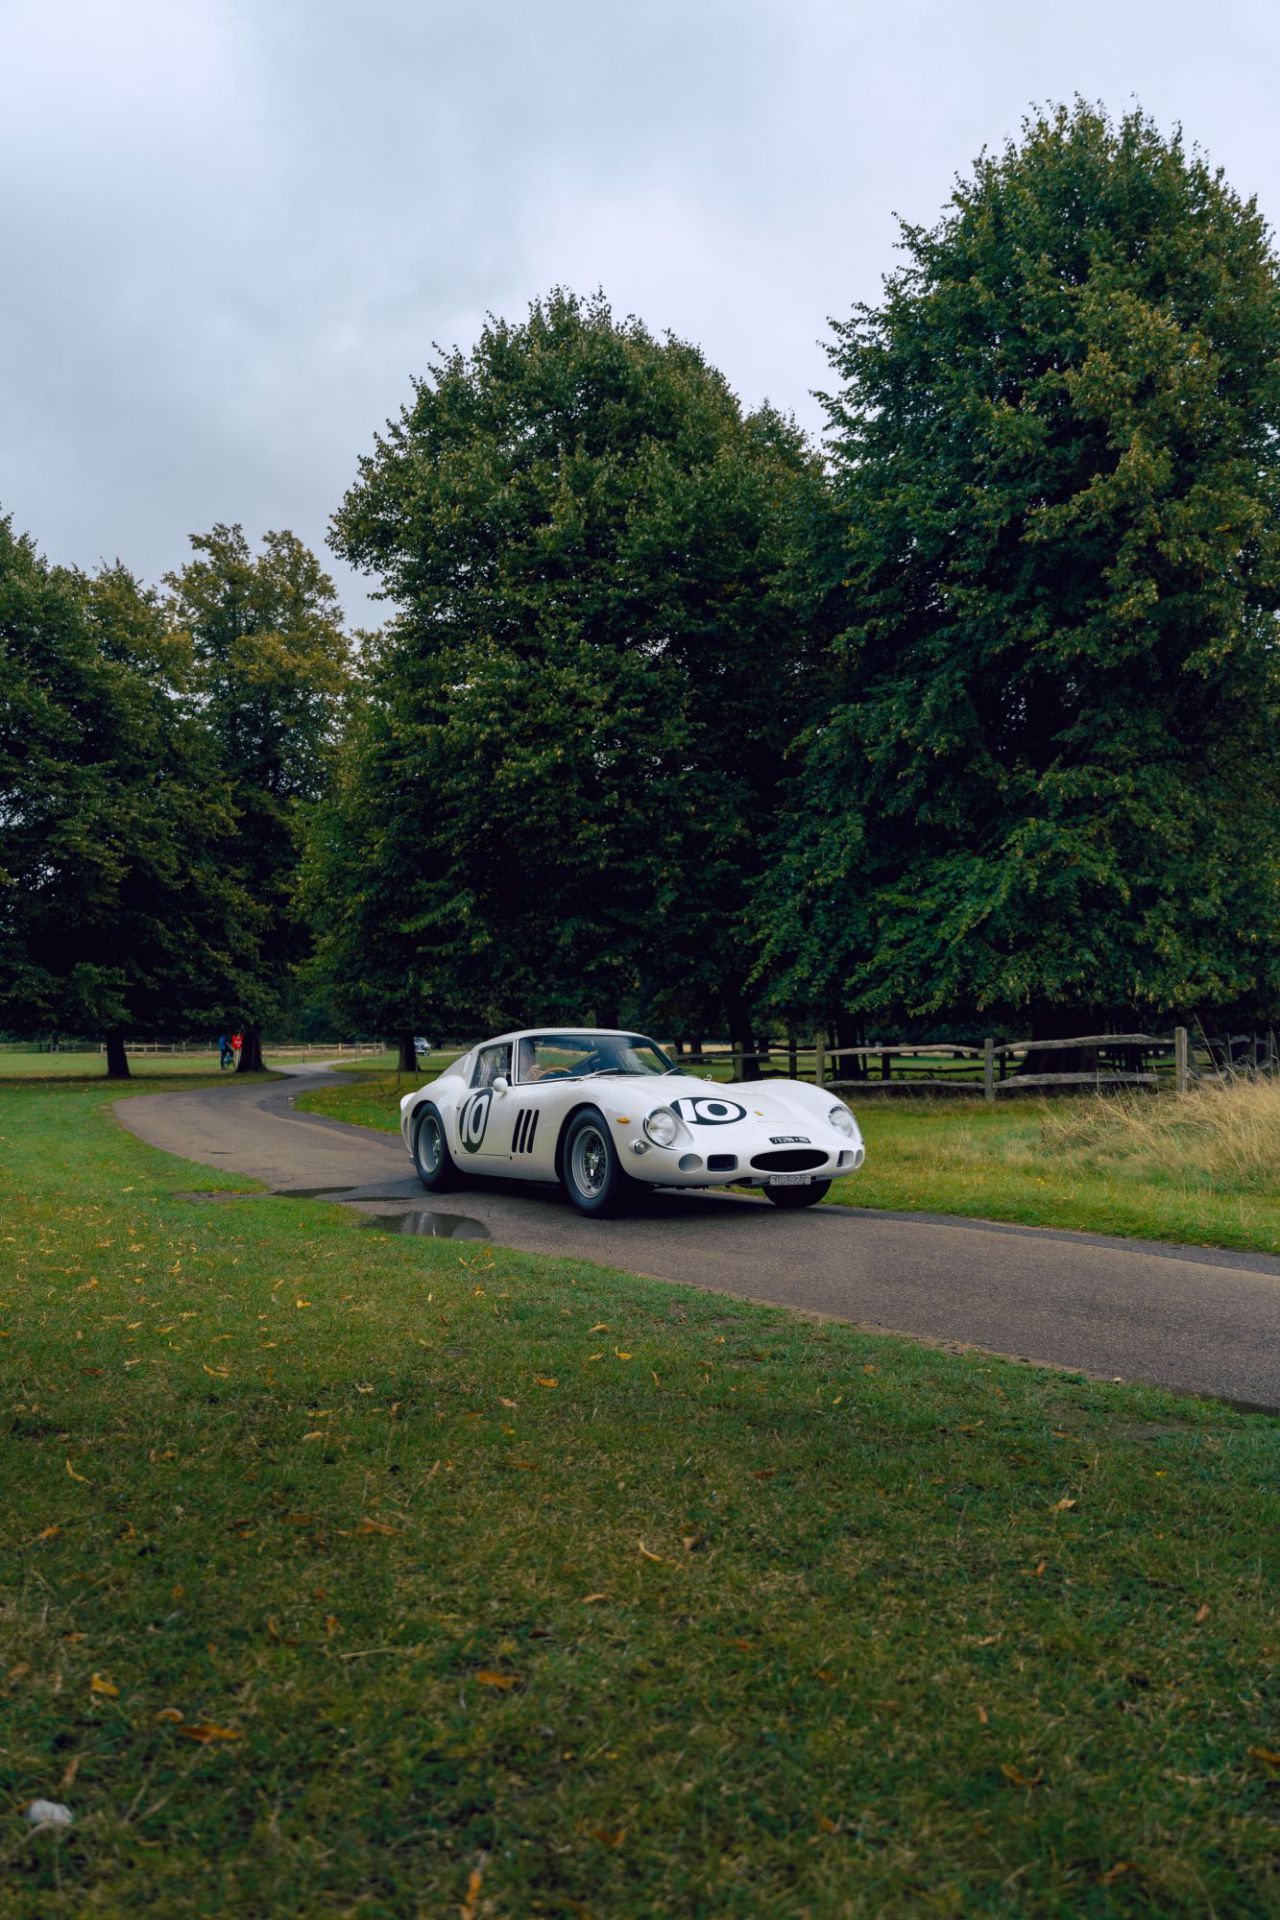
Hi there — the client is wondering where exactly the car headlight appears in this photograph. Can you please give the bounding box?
[827,1103,856,1138]
[643,1106,680,1148]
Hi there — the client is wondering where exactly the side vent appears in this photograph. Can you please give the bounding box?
[513,1109,540,1154]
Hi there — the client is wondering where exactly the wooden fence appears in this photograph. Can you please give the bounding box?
[673,1027,1280,1101]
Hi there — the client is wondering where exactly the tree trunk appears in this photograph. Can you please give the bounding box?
[834,1014,866,1081]
[397,1029,418,1072]
[1018,1006,1099,1080]
[236,1022,266,1073]
[104,1029,130,1079]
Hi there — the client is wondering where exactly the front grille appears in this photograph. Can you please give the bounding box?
[707,1153,737,1172]
[750,1149,827,1173]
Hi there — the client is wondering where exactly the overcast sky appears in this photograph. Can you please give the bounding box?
[3,0,1277,626]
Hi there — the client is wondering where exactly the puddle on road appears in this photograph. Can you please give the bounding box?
[360,1209,490,1241]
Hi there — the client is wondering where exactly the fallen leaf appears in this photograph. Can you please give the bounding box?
[295,1299,312,1309]
[1000,1763,1043,1789]
[33,1525,61,1544]
[1051,1497,1077,1512]
[589,1323,609,1333]
[637,1540,664,1562]
[89,1672,119,1697]
[202,1363,230,1378]
[474,1670,518,1689]
[177,1723,242,1743]
[155,1707,184,1723]
[1098,1863,1132,1885]
[582,1592,610,1604]
[1026,1559,1047,1579]
[1194,1602,1211,1624]
[533,1376,558,1388]
[682,1533,703,1552]
[862,1364,876,1374]
[355,1517,400,1536]
[461,1864,485,1920]
[1248,1745,1280,1769]
[590,1826,626,1848]
[498,1397,517,1409]
[301,1430,326,1442]
[977,1704,989,1724]
[750,1467,778,1480]
[817,1813,839,1833]
[614,1349,633,1360]
[65,1459,91,1485]
[510,1460,539,1471]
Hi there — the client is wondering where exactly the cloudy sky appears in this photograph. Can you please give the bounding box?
[3,0,1277,625]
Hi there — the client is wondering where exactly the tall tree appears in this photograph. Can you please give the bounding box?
[763,103,1280,1037]
[0,517,250,1074]
[164,526,350,1070]
[324,290,822,1049]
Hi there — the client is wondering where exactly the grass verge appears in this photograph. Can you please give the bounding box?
[2,1076,1279,1916]
[297,1072,1280,1258]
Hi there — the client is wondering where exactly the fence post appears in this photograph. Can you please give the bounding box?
[813,1032,826,1089]
[731,1041,745,1082]
[1174,1026,1189,1095]
[983,1037,995,1105]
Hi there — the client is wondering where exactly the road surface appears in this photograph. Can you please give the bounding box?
[117,1066,1280,1410]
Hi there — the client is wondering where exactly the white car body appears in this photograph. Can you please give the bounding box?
[399,1027,864,1214]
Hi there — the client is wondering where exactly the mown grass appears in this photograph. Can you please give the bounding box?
[298,1072,1280,1258]
[2,1076,1279,1916]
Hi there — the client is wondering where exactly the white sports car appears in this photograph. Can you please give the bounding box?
[399,1028,865,1216]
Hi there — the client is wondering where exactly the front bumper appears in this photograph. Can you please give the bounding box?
[624,1140,864,1188]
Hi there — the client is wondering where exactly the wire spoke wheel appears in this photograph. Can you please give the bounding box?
[413,1102,459,1192]
[563,1107,632,1216]
[570,1124,608,1197]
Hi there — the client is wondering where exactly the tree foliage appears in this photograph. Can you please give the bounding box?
[0,518,250,1071]
[164,525,350,1066]
[764,103,1280,1029]
[323,290,823,1041]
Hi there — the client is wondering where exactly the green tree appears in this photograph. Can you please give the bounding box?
[0,517,250,1074]
[164,526,351,1070]
[324,290,822,1050]
[764,103,1280,1039]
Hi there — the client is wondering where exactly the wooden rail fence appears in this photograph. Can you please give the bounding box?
[673,1026,1279,1101]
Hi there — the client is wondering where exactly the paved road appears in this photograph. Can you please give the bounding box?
[117,1067,1280,1410]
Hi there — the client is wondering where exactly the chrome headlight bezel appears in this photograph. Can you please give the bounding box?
[643,1105,682,1149]
[827,1102,857,1138]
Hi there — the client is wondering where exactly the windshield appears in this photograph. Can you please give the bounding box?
[516,1032,677,1082]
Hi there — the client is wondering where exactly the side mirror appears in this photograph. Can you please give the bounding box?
[493,1075,510,1094]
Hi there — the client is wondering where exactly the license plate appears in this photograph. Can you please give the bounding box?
[769,1174,812,1187]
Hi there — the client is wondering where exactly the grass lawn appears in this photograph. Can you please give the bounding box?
[2,1075,1279,1916]
[297,1071,1280,1260]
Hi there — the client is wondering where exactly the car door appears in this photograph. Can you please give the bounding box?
[454,1043,516,1168]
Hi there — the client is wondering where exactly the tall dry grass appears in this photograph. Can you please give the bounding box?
[1038,1075,1280,1194]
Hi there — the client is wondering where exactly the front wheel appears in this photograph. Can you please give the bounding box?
[413,1102,461,1193]
[562,1107,634,1217]
[763,1179,831,1210]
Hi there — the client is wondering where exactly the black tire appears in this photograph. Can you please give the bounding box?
[562,1107,634,1217]
[762,1179,831,1210]
[412,1102,461,1193]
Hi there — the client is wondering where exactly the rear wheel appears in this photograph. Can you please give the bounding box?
[413,1102,460,1192]
[763,1179,830,1210]
[562,1107,634,1217]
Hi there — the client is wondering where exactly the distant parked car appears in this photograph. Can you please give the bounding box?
[399,1026,865,1216]
[413,1036,433,1058]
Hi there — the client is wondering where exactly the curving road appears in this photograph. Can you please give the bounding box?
[117,1066,1280,1411]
